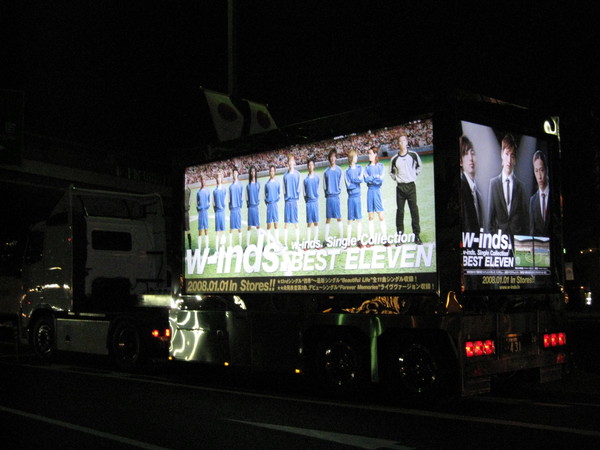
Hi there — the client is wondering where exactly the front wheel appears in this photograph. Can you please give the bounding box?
[31,315,56,361]
[312,334,368,396]
[110,321,145,370]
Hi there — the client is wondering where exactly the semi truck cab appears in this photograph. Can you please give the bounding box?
[19,186,172,368]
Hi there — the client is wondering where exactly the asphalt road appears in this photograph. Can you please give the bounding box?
[1,326,600,450]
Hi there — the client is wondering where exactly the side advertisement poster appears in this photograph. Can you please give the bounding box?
[460,120,552,291]
[184,119,437,293]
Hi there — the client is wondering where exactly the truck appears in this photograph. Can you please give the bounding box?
[172,91,568,399]
[12,91,568,401]
[14,186,172,368]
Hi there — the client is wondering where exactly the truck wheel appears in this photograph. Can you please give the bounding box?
[110,321,145,370]
[31,315,56,361]
[385,341,446,402]
[313,335,367,396]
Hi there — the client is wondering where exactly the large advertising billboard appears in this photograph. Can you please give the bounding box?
[184,119,436,294]
[460,120,553,291]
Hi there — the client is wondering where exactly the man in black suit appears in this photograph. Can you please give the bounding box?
[529,150,550,236]
[460,135,483,233]
[486,134,529,236]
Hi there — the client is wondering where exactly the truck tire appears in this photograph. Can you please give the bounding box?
[313,334,368,396]
[110,321,145,370]
[31,315,56,362]
[384,340,448,403]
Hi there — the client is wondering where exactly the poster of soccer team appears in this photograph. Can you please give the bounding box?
[459,120,553,291]
[183,119,437,294]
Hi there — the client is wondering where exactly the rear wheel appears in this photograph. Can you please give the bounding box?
[384,340,451,403]
[110,321,145,370]
[397,343,439,395]
[31,315,56,361]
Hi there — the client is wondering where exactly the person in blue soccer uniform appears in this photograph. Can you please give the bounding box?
[196,174,211,251]
[228,167,243,247]
[246,165,261,247]
[323,149,344,243]
[303,159,320,243]
[283,154,301,249]
[213,170,227,251]
[264,165,281,246]
[365,146,388,245]
[345,149,364,245]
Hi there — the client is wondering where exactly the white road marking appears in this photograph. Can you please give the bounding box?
[471,395,572,408]
[0,405,171,450]
[228,419,414,449]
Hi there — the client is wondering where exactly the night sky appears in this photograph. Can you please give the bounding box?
[3,1,600,249]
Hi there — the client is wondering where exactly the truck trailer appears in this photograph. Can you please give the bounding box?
[171,92,568,398]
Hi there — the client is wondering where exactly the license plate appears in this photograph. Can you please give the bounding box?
[505,334,522,353]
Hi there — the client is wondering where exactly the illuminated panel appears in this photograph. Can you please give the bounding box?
[184,119,437,294]
[460,120,554,292]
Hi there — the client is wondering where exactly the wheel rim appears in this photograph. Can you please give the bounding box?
[35,322,53,356]
[397,344,438,394]
[114,326,139,363]
[322,340,359,388]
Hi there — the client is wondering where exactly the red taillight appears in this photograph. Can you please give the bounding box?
[465,339,495,357]
[151,328,171,339]
[543,332,567,348]
[483,340,495,355]
[465,342,474,357]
